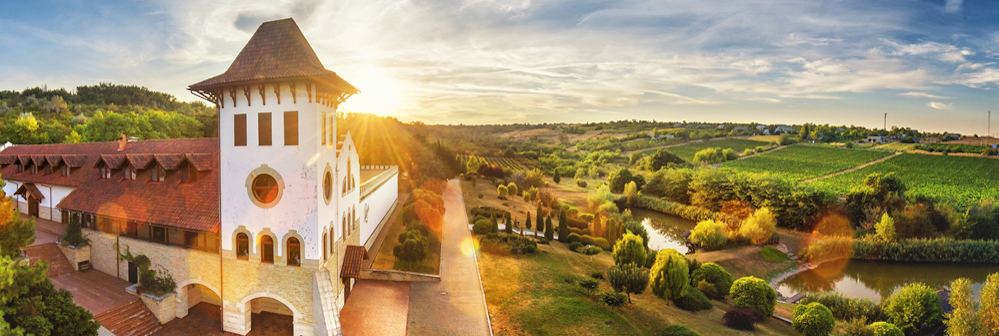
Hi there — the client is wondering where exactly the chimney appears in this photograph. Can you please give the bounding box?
[118,134,127,151]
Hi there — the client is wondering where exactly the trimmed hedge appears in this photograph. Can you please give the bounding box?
[659,324,701,336]
[804,236,999,263]
[674,287,713,311]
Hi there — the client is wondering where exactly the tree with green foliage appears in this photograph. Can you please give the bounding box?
[553,170,561,184]
[608,264,649,303]
[496,184,508,199]
[945,278,985,336]
[622,220,649,250]
[740,207,776,245]
[506,182,519,197]
[558,209,569,243]
[644,148,684,171]
[629,152,645,166]
[525,214,532,237]
[730,276,777,318]
[490,214,499,234]
[650,249,689,303]
[608,168,644,193]
[866,322,904,336]
[612,233,646,267]
[881,283,943,335]
[691,263,733,298]
[793,302,835,336]
[544,216,554,241]
[0,255,102,336]
[875,213,897,242]
[690,220,727,250]
[535,204,543,239]
[504,212,513,234]
[393,230,429,267]
[0,178,35,259]
[624,181,638,206]
[981,273,999,333]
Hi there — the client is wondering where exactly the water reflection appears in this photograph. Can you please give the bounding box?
[777,259,999,301]
[629,209,697,254]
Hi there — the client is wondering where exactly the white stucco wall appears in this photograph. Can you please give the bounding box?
[219,82,338,262]
[333,135,360,244]
[0,179,74,222]
[359,173,398,246]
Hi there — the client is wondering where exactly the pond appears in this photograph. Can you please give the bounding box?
[776,258,999,302]
[629,208,697,254]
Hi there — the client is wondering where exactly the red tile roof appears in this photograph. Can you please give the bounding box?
[0,138,220,232]
[340,245,369,278]
[188,18,358,95]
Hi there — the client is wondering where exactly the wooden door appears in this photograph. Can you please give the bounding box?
[342,277,352,300]
[128,262,138,284]
[28,197,39,217]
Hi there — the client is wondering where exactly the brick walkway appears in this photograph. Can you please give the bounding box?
[406,179,491,336]
[340,280,411,336]
[51,269,135,316]
[23,214,63,246]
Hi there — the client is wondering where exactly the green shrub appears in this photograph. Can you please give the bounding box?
[674,287,713,311]
[568,241,583,251]
[690,220,728,250]
[472,219,493,235]
[723,308,758,331]
[590,271,605,280]
[839,318,872,336]
[599,291,628,307]
[696,280,718,299]
[690,262,733,298]
[799,292,880,322]
[612,233,647,267]
[792,302,835,336]
[802,236,855,263]
[61,220,89,247]
[740,207,776,244]
[580,246,603,255]
[579,279,600,295]
[608,264,649,303]
[881,283,943,335]
[730,276,776,318]
[480,234,537,255]
[645,249,658,268]
[759,246,789,262]
[567,232,582,243]
[650,249,689,301]
[592,237,611,250]
[866,322,903,336]
[659,324,701,336]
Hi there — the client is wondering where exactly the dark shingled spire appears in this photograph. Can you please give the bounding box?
[189,18,358,94]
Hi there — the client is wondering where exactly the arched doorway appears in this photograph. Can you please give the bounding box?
[175,281,221,325]
[231,293,297,335]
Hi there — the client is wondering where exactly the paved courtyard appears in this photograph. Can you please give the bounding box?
[407,179,492,336]
[340,280,411,336]
[154,303,293,336]
[51,268,135,316]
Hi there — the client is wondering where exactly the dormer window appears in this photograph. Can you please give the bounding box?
[124,166,137,181]
[99,166,112,180]
[16,164,23,173]
[182,165,197,183]
[151,165,166,182]
[30,165,37,174]
[61,165,70,177]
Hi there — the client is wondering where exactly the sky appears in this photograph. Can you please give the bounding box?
[2,0,999,135]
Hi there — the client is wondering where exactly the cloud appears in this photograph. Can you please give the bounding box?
[901,92,952,99]
[928,101,953,109]
[945,0,963,13]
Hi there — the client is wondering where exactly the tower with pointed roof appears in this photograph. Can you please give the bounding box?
[189,18,385,336]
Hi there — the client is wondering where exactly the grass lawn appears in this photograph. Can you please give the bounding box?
[370,194,442,274]
[695,245,798,282]
[722,145,891,181]
[476,239,798,335]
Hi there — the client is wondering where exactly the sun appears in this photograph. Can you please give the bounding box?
[338,68,404,117]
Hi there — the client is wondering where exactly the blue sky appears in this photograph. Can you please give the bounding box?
[2,0,999,135]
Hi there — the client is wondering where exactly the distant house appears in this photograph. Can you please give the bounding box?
[734,126,749,132]
[716,125,726,129]
[866,136,887,144]
[650,134,676,141]
[948,133,962,140]
[774,125,793,134]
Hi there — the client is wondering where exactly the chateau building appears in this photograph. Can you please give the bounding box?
[0,18,398,336]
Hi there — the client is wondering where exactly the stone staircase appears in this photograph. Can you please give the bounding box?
[24,243,74,278]
[93,300,162,336]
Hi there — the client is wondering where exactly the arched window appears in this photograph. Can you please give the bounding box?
[322,232,327,262]
[342,177,347,195]
[329,226,335,253]
[287,237,301,266]
[323,171,333,203]
[236,233,249,260]
[342,215,347,239]
[347,159,352,190]
[261,235,274,263]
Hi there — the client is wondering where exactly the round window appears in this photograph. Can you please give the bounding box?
[323,171,333,203]
[252,174,279,204]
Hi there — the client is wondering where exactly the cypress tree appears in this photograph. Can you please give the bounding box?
[525,213,532,237]
[558,209,569,243]
[545,216,554,241]
[490,213,499,234]
[553,170,561,184]
[504,212,513,234]
[535,204,543,239]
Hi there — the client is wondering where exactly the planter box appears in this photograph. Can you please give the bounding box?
[127,284,176,324]
[57,244,90,271]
